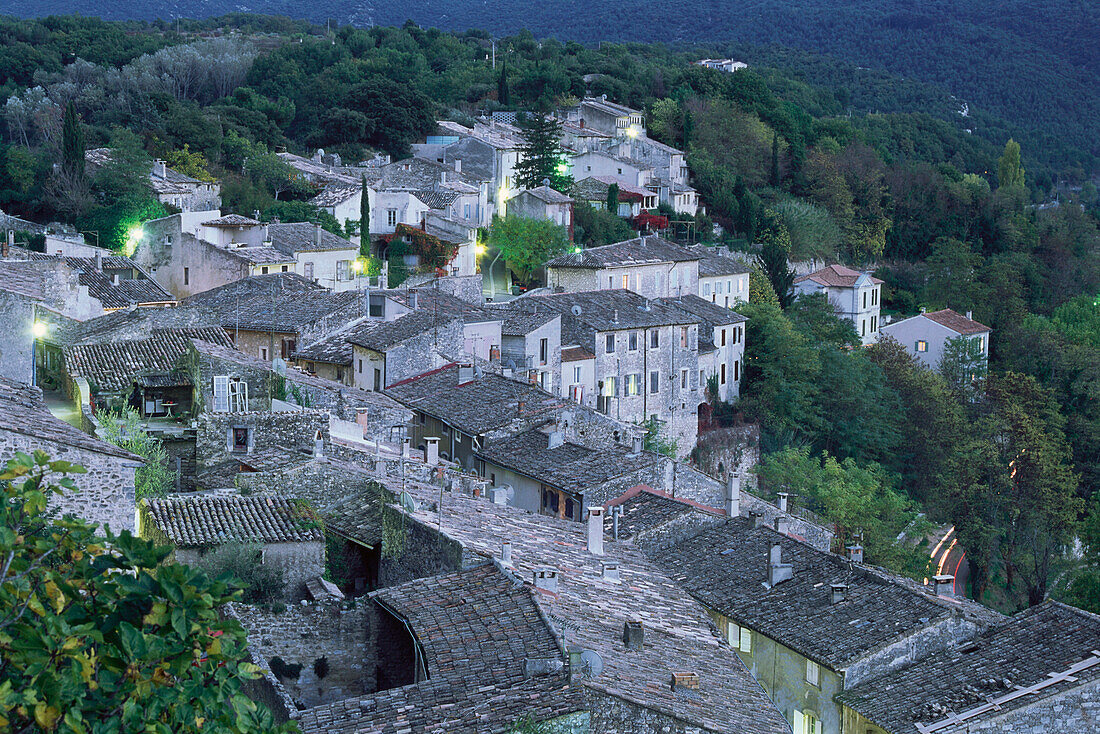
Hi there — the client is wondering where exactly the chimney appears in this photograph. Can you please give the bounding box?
[612,309,618,323]
[631,435,644,454]
[315,223,322,246]
[409,290,418,309]
[95,251,102,271]
[777,492,788,512]
[457,363,475,384]
[253,209,261,220]
[933,574,955,597]
[830,583,849,605]
[440,169,447,184]
[601,561,620,582]
[112,273,120,286]
[516,399,526,416]
[611,505,623,540]
[774,516,791,536]
[501,540,512,566]
[533,568,558,593]
[965,310,973,320]
[491,486,508,505]
[402,437,411,459]
[622,620,643,650]
[846,545,864,564]
[453,158,461,173]
[2,230,11,258]
[749,510,766,528]
[425,436,440,465]
[313,429,324,459]
[768,543,793,586]
[155,160,167,178]
[670,672,700,691]
[548,430,564,449]
[587,507,605,555]
[725,475,741,517]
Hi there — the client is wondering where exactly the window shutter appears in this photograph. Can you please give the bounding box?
[212,376,229,412]
[793,711,805,734]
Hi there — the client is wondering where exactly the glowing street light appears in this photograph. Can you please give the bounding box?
[31,321,48,338]
[123,225,143,256]
[475,243,487,256]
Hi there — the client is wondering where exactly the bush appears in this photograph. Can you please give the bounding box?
[197,541,285,604]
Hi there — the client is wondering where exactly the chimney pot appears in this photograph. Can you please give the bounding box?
[587,507,605,555]
[670,672,699,690]
[622,620,643,649]
[501,540,512,566]
[768,543,794,586]
[631,435,644,454]
[611,505,623,540]
[95,251,103,270]
[402,437,411,459]
[516,399,526,416]
[846,545,864,564]
[830,583,849,604]
[933,574,955,597]
[533,568,558,593]
[491,486,508,505]
[725,475,741,517]
[601,561,620,582]
[749,510,766,528]
[774,516,792,536]
[315,224,322,246]
[966,310,973,320]
[424,436,440,465]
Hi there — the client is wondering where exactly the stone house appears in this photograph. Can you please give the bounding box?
[560,345,596,405]
[497,310,562,394]
[85,149,220,213]
[139,494,324,600]
[371,156,489,232]
[570,149,655,189]
[662,294,747,403]
[546,235,701,299]
[309,184,362,229]
[515,289,705,456]
[794,265,884,345]
[654,518,1005,734]
[194,408,331,488]
[561,96,647,138]
[0,376,141,531]
[421,119,525,222]
[879,308,991,372]
[8,246,175,312]
[506,186,574,237]
[266,222,360,293]
[836,600,1100,734]
[689,245,751,308]
[572,175,658,217]
[347,310,464,391]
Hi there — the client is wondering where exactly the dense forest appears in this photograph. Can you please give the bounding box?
[0,15,1097,615]
[3,0,1097,176]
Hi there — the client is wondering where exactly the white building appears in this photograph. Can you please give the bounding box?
[879,308,991,371]
[546,236,700,299]
[793,265,883,345]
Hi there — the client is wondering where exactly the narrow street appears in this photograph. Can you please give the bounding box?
[929,525,970,596]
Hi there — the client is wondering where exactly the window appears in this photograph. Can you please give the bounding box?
[681,369,688,389]
[337,260,349,281]
[259,347,269,361]
[863,290,868,309]
[261,266,269,274]
[680,327,688,348]
[872,288,878,306]
[607,275,614,289]
[703,283,712,296]
[387,209,398,227]
[734,360,740,382]
[373,369,381,392]
[304,262,314,279]
[727,623,752,653]
[212,376,230,412]
[358,358,363,374]
[978,335,986,352]
[861,319,867,337]
[699,369,705,387]
[232,427,249,452]
[418,412,426,425]
[464,203,471,219]
[650,330,659,348]
[794,711,821,734]
[183,267,189,285]
[628,332,638,351]
[601,377,617,397]
[622,274,630,289]
[573,365,582,383]
[720,363,726,385]
[539,338,548,364]
[721,328,727,347]
[916,340,928,353]
[626,374,640,396]
[606,334,615,353]
[649,371,660,394]
[281,265,289,272]
[805,660,820,686]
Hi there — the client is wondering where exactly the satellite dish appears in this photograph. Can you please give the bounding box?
[579,649,604,677]
[571,304,583,316]
[398,491,417,513]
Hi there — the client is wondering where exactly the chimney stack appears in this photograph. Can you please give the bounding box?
[313,430,324,459]
[846,545,864,564]
[424,436,440,465]
[966,310,973,320]
[631,435,644,454]
[670,672,700,691]
[402,437,411,459]
[112,273,120,286]
[830,583,849,605]
[933,574,955,597]
[548,430,565,449]
[767,543,793,586]
[774,516,791,536]
[749,510,766,528]
[587,507,605,555]
[2,230,12,258]
[533,569,558,593]
[777,492,788,513]
[453,158,461,173]
[458,363,475,385]
[516,399,526,416]
[501,540,512,566]
[611,505,623,540]
[725,474,741,517]
[409,290,418,309]
[601,561,620,582]
[95,251,102,271]
[622,621,643,650]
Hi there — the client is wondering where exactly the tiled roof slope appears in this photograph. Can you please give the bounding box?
[394,482,791,733]
[653,518,1003,671]
[383,287,500,324]
[144,495,322,546]
[546,235,699,268]
[0,261,48,299]
[0,377,140,461]
[604,485,723,540]
[685,246,751,276]
[516,185,573,204]
[267,222,356,254]
[837,601,1100,734]
[65,328,232,392]
[346,310,462,352]
[922,308,991,335]
[181,274,362,333]
[515,289,698,347]
[794,264,883,287]
[660,294,746,328]
[6,248,175,309]
[298,563,581,734]
[496,309,557,336]
[385,364,568,436]
[292,321,361,365]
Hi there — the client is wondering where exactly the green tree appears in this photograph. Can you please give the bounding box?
[359,175,370,239]
[197,542,285,605]
[513,115,571,193]
[748,265,780,306]
[997,139,1026,189]
[488,215,569,286]
[0,451,294,733]
[938,335,989,400]
[164,145,216,182]
[246,152,313,201]
[99,407,172,500]
[497,58,511,107]
[756,212,795,308]
[61,101,84,181]
[606,182,619,214]
[573,201,633,248]
[639,416,678,458]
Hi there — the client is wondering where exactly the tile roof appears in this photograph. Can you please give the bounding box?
[0,261,48,299]
[412,189,461,210]
[309,183,361,208]
[292,320,362,365]
[497,309,558,336]
[378,157,479,190]
[65,328,232,392]
[383,287,500,324]
[68,306,222,347]
[143,495,323,547]
[581,96,642,118]
[514,185,573,204]
[546,235,700,269]
[660,294,747,328]
[385,364,568,436]
[276,152,359,186]
[604,485,724,541]
[572,175,653,203]
[837,601,1100,734]
[686,246,751,277]
[922,308,991,335]
[346,309,463,352]
[560,346,595,362]
[653,518,1003,671]
[266,222,357,254]
[393,482,790,733]
[201,213,261,227]
[181,274,362,333]
[794,264,883,288]
[299,566,581,734]
[0,377,140,461]
[476,429,657,493]
[515,290,699,347]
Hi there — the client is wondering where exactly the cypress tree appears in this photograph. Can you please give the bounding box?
[497,59,511,107]
[359,175,370,255]
[61,101,84,181]
[606,183,620,214]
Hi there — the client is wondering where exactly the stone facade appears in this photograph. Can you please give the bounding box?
[196,409,330,486]
[0,429,138,532]
[691,425,761,490]
[174,539,324,602]
[584,688,711,734]
[351,318,463,391]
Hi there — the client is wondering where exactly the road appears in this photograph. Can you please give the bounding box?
[929,525,969,596]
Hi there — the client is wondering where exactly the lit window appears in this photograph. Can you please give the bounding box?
[622,274,629,289]
[625,374,640,396]
[602,377,617,397]
[387,209,397,227]
[916,340,928,353]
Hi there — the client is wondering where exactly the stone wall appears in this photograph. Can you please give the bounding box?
[0,428,138,532]
[691,425,760,491]
[965,681,1100,734]
[0,291,36,385]
[584,687,713,733]
[844,615,986,688]
[196,409,330,486]
[229,600,374,709]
